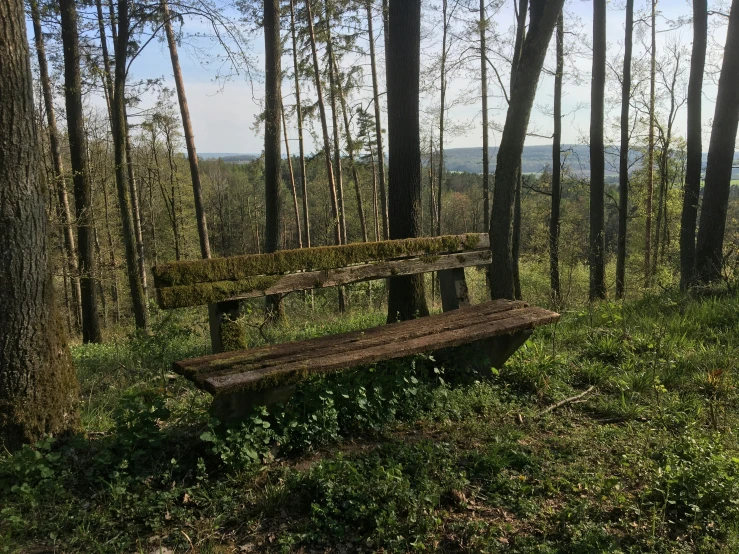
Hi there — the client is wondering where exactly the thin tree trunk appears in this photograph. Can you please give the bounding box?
[0,0,79,450]
[367,0,389,239]
[679,0,707,289]
[695,0,739,282]
[616,0,634,299]
[282,104,303,247]
[480,0,490,231]
[162,0,211,259]
[290,0,311,247]
[437,0,449,236]
[489,0,565,300]
[386,0,429,322]
[306,0,341,246]
[589,0,606,300]
[31,0,83,333]
[550,12,564,301]
[111,0,148,329]
[370,146,380,241]
[644,0,657,287]
[60,0,103,343]
[124,115,148,302]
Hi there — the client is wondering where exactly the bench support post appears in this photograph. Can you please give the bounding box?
[208,300,246,354]
[438,267,470,311]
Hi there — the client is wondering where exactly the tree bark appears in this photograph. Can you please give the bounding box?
[306,0,341,246]
[59,0,103,343]
[679,0,707,289]
[437,0,449,236]
[290,0,311,247]
[550,13,563,301]
[124,115,148,302]
[695,0,739,282]
[616,0,634,299]
[30,0,83,332]
[367,0,389,239]
[589,0,606,300]
[282,105,303,247]
[386,0,429,322]
[162,0,211,259]
[264,0,284,320]
[112,0,148,329]
[489,0,565,300]
[0,0,79,450]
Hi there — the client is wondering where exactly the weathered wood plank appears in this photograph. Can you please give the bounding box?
[174,299,527,379]
[153,233,489,288]
[157,249,492,308]
[203,306,559,395]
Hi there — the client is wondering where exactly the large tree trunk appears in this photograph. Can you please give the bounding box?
[695,0,739,282]
[644,0,657,287]
[679,0,707,289]
[59,0,103,343]
[589,0,606,300]
[480,0,490,231]
[264,0,284,320]
[162,0,211,259]
[112,0,148,329]
[290,0,311,247]
[306,0,340,246]
[30,0,83,332]
[550,12,563,302]
[386,0,429,322]
[489,0,565,300]
[367,0,389,239]
[0,0,79,451]
[616,0,634,299]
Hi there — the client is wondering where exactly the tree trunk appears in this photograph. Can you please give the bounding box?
[480,0,490,231]
[290,0,311,247]
[59,0,103,343]
[550,12,563,302]
[282,105,303,247]
[112,0,148,329]
[124,114,148,302]
[644,0,657,287]
[616,0,634,299]
[264,0,284,321]
[30,0,83,332]
[437,0,449,236]
[367,0,389,239]
[0,0,79,450]
[325,8,348,244]
[306,0,341,246]
[489,0,565,300]
[370,146,380,241]
[386,0,429,323]
[334,57,369,242]
[679,0,707,289]
[589,0,606,300]
[162,0,211,259]
[695,0,739,282]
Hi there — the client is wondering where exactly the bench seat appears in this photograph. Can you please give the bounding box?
[174,300,559,406]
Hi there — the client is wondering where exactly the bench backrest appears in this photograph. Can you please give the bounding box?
[153,233,490,309]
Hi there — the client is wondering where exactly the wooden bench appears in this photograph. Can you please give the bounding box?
[153,234,559,419]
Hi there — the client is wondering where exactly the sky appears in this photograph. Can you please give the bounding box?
[91,0,731,156]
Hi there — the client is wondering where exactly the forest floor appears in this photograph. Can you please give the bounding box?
[4,266,739,553]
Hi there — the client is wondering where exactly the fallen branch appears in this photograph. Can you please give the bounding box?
[537,386,595,417]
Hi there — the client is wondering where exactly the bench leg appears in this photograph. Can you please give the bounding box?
[476,329,532,369]
[210,384,296,422]
[208,300,246,354]
[438,267,470,311]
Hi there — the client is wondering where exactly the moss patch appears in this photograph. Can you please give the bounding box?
[153,234,487,288]
[220,318,247,352]
[157,276,281,308]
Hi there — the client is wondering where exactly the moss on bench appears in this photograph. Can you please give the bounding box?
[153,233,484,287]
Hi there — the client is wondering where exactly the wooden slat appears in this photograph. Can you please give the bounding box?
[203,306,559,395]
[157,249,492,308]
[154,233,489,288]
[175,300,529,382]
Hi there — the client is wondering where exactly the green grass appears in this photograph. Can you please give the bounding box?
[4,269,739,552]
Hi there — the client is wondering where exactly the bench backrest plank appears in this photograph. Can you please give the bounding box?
[154,233,490,309]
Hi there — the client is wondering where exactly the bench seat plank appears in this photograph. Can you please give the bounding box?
[173,300,559,396]
[157,249,492,309]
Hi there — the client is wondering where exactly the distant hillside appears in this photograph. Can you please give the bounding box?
[199,153,259,162]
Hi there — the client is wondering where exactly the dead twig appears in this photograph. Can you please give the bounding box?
[537,386,595,417]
